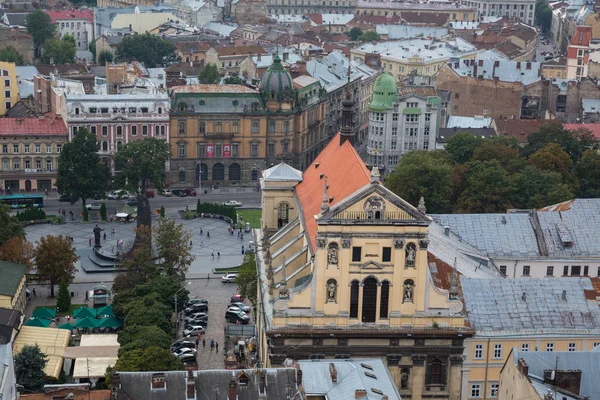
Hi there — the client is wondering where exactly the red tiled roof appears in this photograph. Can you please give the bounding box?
[564,123,600,140]
[307,14,323,25]
[296,134,371,251]
[0,117,68,136]
[494,119,557,143]
[45,10,93,24]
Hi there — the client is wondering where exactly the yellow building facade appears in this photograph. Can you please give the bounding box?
[0,62,19,116]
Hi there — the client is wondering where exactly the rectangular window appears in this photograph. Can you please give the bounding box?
[571,265,581,276]
[2,144,6,153]
[35,160,41,169]
[522,265,530,276]
[4,90,10,98]
[489,383,499,398]
[500,265,506,276]
[268,142,275,157]
[352,246,361,262]
[521,343,529,352]
[46,144,51,153]
[382,247,391,262]
[13,161,19,169]
[568,343,576,351]
[35,144,40,153]
[24,144,29,153]
[251,120,259,133]
[178,144,186,158]
[56,144,62,153]
[46,160,52,170]
[474,344,483,359]
[2,160,6,170]
[102,126,108,136]
[4,79,9,88]
[546,266,554,276]
[231,143,239,158]
[116,126,122,137]
[251,144,258,158]
[24,160,30,169]
[131,125,137,136]
[142,125,148,136]
[155,125,160,136]
[391,141,396,150]
[216,144,222,158]
[584,265,589,276]
[470,384,481,398]
[13,144,18,153]
[493,344,502,359]
[198,143,205,157]
[546,343,554,352]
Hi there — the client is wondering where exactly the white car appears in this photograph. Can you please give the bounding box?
[172,347,197,358]
[107,190,129,200]
[162,189,172,197]
[224,200,242,207]
[221,273,238,283]
[86,202,104,210]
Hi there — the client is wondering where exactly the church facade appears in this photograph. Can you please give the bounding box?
[255,106,478,398]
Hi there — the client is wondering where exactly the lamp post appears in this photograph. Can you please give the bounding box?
[174,281,191,337]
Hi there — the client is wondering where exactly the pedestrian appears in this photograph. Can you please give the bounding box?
[103,232,107,241]
[67,315,71,323]
[210,339,214,350]
[111,228,115,237]
[195,338,199,348]
[241,233,243,240]
[242,245,244,254]
[216,342,219,353]
[32,288,37,298]
[89,237,92,246]
[237,231,240,238]
[200,229,203,235]
[211,252,214,259]
[202,338,206,348]
[111,245,115,254]
[207,231,210,238]
[85,291,89,301]
[217,252,220,259]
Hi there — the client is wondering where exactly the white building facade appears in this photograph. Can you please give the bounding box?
[459,0,536,25]
[46,11,95,52]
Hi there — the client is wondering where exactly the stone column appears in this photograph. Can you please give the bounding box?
[448,355,464,400]
[357,283,364,322]
[411,354,426,400]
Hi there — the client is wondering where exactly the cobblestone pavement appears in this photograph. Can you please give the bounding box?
[24,215,248,283]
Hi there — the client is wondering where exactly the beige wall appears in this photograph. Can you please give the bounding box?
[498,352,541,400]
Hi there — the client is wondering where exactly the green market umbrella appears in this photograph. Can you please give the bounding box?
[32,307,56,320]
[98,316,122,329]
[26,318,51,327]
[97,305,114,317]
[73,307,96,319]
[58,323,75,330]
[74,317,99,329]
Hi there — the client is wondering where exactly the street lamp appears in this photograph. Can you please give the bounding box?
[174,281,191,337]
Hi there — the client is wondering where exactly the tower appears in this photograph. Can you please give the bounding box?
[340,63,355,145]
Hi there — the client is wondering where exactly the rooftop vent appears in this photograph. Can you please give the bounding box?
[562,290,567,301]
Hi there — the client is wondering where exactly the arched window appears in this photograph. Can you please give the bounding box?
[251,169,258,181]
[229,163,241,181]
[215,122,222,133]
[75,107,80,115]
[213,163,224,181]
[277,202,290,228]
[158,107,162,114]
[349,280,359,318]
[268,120,276,133]
[102,141,108,152]
[380,281,389,319]
[117,141,123,150]
[178,169,185,183]
[116,126,122,137]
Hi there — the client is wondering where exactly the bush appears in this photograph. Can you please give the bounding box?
[160,205,165,217]
[56,281,71,312]
[16,208,46,221]
[100,203,107,220]
[196,201,236,221]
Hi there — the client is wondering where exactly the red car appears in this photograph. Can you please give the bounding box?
[184,188,197,196]
[230,294,244,303]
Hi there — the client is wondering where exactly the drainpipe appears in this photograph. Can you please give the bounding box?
[483,338,490,400]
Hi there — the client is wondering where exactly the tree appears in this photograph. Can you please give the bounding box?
[56,281,71,313]
[472,141,525,173]
[160,205,165,217]
[122,294,172,334]
[197,63,220,84]
[511,166,574,209]
[98,50,113,64]
[359,30,380,42]
[26,10,56,58]
[15,345,47,392]
[100,203,107,220]
[0,204,25,247]
[118,325,171,355]
[34,235,79,297]
[89,40,96,60]
[114,137,171,194]
[445,132,484,164]
[0,237,33,271]
[56,128,110,207]
[82,202,89,222]
[575,149,600,197]
[223,75,243,84]
[114,346,183,372]
[522,122,596,161]
[455,161,515,213]
[116,33,178,68]
[42,37,76,64]
[385,151,454,213]
[154,217,194,278]
[0,46,24,65]
[236,253,257,308]
[348,27,363,41]
[527,143,574,181]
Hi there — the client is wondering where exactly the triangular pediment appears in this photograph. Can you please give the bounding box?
[359,260,384,269]
[318,182,430,226]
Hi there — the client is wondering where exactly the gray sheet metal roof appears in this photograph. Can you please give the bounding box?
[512,349,600,399]
[536,199,600,258]
[117,371,188,400]
[263,162,303,182]
[432,213,540,259]
[298,359,401,400]
[461,277,600,333]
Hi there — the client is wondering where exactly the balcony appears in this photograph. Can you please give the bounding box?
[69,112,169,122]
[331,210,415,222]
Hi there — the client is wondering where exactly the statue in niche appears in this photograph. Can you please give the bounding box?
[405,243,416,268]
[403,281,414,303]
[327,244,338,265]
[327,279,337,302]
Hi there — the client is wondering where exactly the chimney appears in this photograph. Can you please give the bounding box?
[355,389,368,399]
[444,226,450,236]
[296,60,307,75]
[543,370,582,396]
[228,378,236,400]
[329,363,337,383]
[186,370,195,399]
[562,290,567,301]
[259,371,266,394]
[283,52,289,62]
[517,358,529,377]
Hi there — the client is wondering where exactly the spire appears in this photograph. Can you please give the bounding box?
[417,196,427,214]
[449,257,459,300]
[320,177,329,213]
[370,166,380,183]
[339,58,355,146]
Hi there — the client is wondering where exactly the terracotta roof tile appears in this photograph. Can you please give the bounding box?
[0,117,67,136]
[495,119,556,143]
[565,123,600,140]
[45,10,93,23]
[215,45,265,56]
[296,134,371,251]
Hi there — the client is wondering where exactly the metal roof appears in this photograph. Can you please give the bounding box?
[262,162,303,182]
[446,115,492,129]
[432,213,540,259]
[451,58,541,86]
[461,277,600,333]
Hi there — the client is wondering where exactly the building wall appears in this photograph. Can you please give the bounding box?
[354,6,477,22]
[0,275,26,314]
[498,353,542,400]
[56,18,94,51]
[97,0,154,7]
[0,29,34,65]
[462,336,600,400]
[460,0,535,24]
[266,0,355,15]
[494,258,600,279]
[0,62,19,116]
[542,64,567,79]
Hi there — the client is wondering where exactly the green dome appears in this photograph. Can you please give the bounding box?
[369,73,398,112]
[259,54,294,102]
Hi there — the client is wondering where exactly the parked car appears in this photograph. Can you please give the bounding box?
[225,309,250,324]
[184,303,208,315]
[229,302,251,313]
[125,198,138,207]
[171,340,196,352]
[230,294,244,303]
[145,190,155,198]
[183,325,206,336]
[172,347,197,358]
[180,353,197,364]
[183,321,207,331]
[186,299,208,307]
[162,189,172,197]
[85,202,104,210]
[184,188,197,196]
[108,190,129,200]
[221,273,238,283]
[224,200,242,207]
[171,189,187,197]
[185,313,209,324]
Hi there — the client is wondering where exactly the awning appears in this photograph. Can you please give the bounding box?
[98,317,122,329]
[74,317,98,329]
[26,318,51,327]
[58,323,75,331]
[96,305,114,317]
[32,307,56,320]
[13,326,69,378]
[73,357,118,379]
[73,307,96,319]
